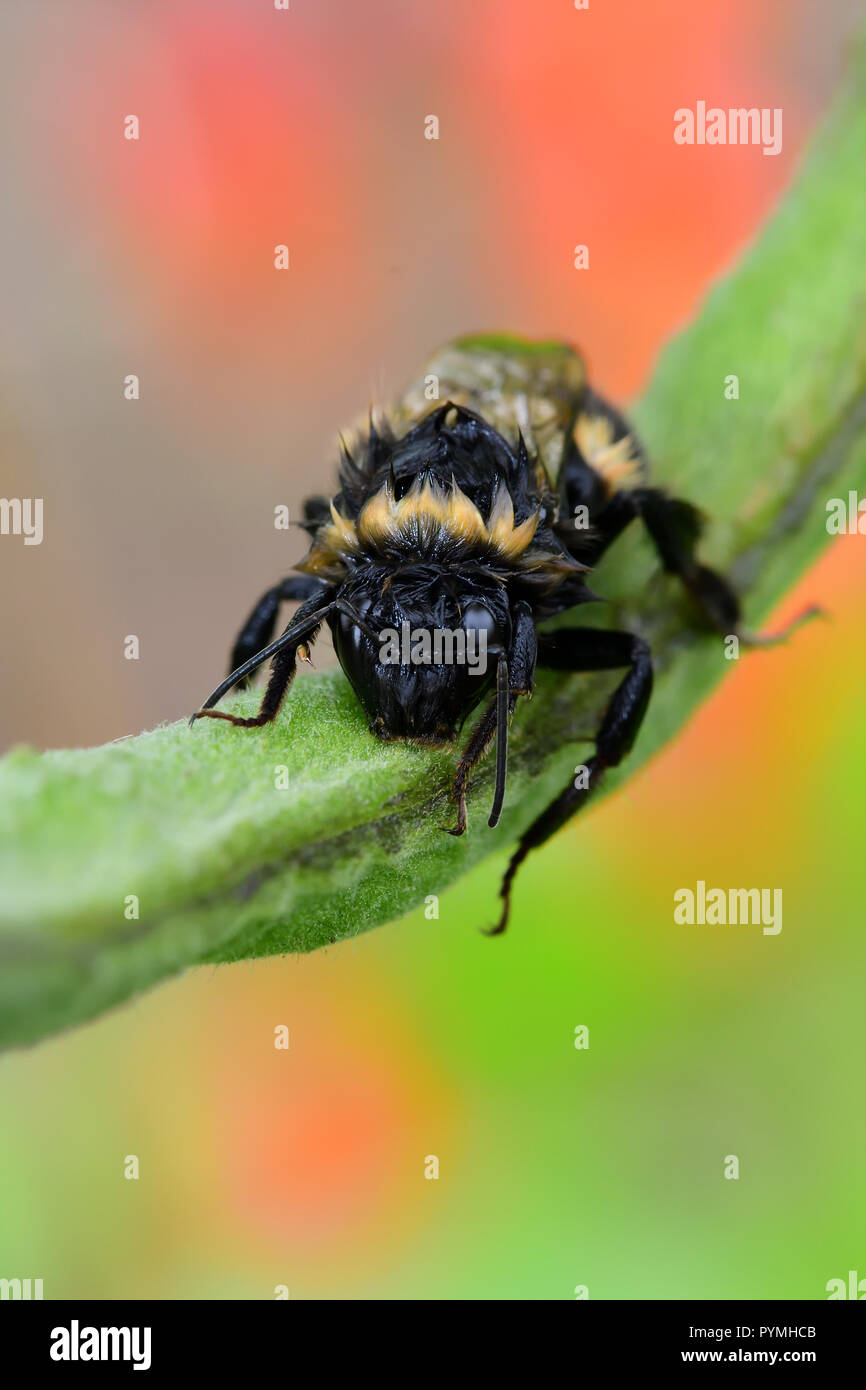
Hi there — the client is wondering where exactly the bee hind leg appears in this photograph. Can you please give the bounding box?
[488,626,652,936]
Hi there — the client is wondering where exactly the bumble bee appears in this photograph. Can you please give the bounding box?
[191,334,806,933]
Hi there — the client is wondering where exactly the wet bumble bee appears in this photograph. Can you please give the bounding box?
[191,334,802,933]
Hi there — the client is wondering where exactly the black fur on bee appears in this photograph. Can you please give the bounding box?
[191,356,809,934]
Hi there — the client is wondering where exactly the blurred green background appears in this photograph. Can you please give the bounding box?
[0,0,863,1299]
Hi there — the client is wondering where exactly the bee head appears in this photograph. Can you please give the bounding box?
[331,567,510,745]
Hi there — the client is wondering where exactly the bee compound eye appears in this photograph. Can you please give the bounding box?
[459,604,508,669]
[461,604,504,647]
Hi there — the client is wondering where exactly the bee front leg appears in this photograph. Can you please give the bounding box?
[190,593,334,729]
[229,575,327,683]
[447,601,537,837]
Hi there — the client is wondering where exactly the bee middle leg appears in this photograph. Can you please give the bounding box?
[559,387,816,643]
[585,487,816,643]
[488,625,652,935]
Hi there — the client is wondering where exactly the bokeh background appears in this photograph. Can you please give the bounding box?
[1,0,864,1299]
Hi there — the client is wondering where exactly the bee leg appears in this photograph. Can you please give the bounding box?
[229,575,327,685]
[191,593,332,729]
[634,488,746,632]
[594,488,818,644]
[487,627,652,936]
[558,389,818,644]
[637,487,823,643]
[447,601,537,836]
[447,698,499,836]
[302,495,331,528]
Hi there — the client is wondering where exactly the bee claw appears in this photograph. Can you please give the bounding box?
[445,795,468,836]
[480,919,507,937]
[740,603,825,647]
